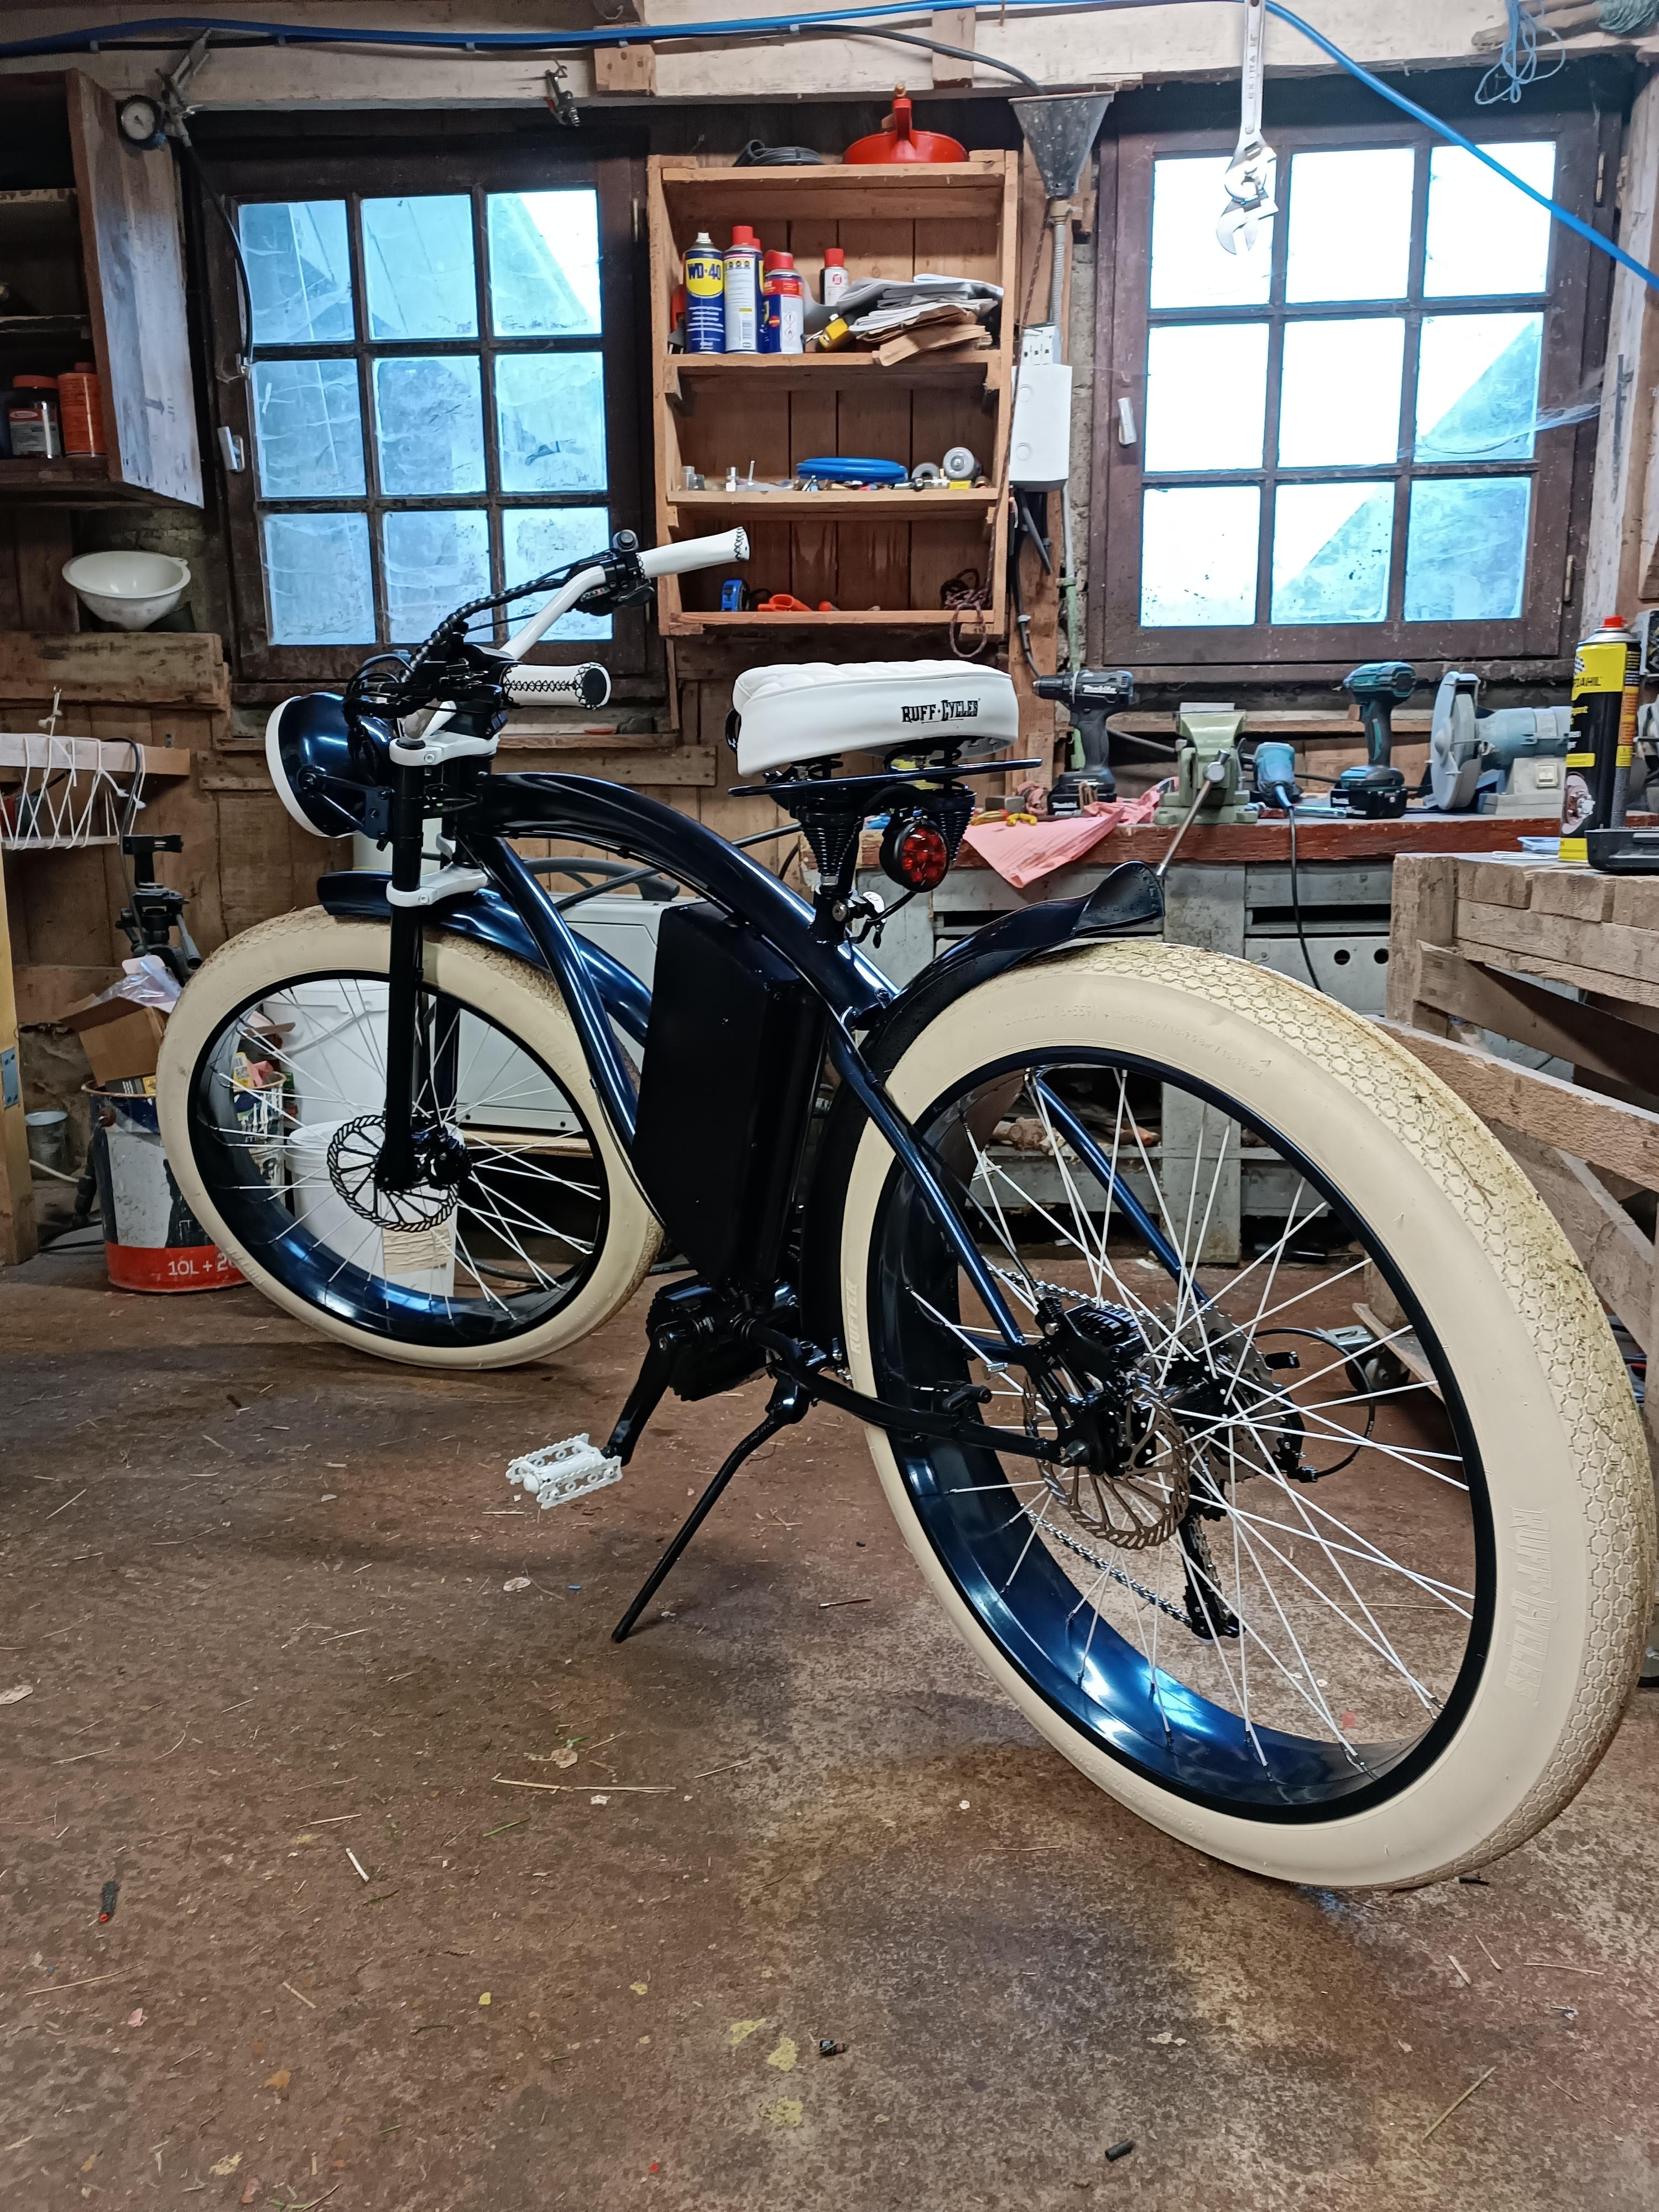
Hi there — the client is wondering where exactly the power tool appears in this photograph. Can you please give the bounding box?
[1335,661,1415,820]
[1426,669,1572,815]
[1034,666,1135,807]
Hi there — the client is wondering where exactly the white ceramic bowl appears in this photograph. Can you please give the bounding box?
[61,551,191,630]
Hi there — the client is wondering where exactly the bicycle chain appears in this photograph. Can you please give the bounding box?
[1030,1508,1190,1627]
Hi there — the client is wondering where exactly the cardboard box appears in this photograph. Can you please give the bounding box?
[60,995,169,1086]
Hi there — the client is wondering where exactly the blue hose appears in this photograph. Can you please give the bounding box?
[3,0,1655,291]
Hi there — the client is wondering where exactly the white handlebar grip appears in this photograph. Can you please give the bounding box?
[502,662,611,709]
[636,529,749,578]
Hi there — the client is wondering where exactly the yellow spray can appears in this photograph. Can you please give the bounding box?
[1560,613,1636,863]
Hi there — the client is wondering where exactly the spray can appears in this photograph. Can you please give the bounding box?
[759,252,805,356]
[1561,613,1636,863]
[683,231,724,355]
[821,245,849,309]
[722,225,760,353]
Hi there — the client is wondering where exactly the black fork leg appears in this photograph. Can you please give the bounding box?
[612,1376,809,1643]
[377,768,427,1190]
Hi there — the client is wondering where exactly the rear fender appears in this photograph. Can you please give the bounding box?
[316,870,651,1046]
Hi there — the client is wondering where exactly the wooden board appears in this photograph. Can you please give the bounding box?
[65,71,203,508]
[0,630,228,708]
[1378,1018,1659,1190]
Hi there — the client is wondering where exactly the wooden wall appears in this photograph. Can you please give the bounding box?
[0,630,343,1030]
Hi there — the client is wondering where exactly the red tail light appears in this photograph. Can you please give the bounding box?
[882,815,951,892]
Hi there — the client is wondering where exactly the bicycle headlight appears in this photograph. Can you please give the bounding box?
[266,692,394,841]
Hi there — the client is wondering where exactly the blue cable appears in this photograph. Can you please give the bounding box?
[3,0,1656,291]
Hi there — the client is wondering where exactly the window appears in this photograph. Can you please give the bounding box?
[1091,108,1610,673]
[204,148,646,686]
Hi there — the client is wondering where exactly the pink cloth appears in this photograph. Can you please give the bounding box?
[961,787,1162,889]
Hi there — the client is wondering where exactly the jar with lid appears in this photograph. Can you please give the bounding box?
[7,375,62,459]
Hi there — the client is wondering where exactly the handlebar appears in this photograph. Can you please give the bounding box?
[500,662,611,709]
[637,528,749,578]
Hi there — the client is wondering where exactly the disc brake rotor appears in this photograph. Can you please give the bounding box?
[326,1114,461,1229]
[1050,1385,1192,1551]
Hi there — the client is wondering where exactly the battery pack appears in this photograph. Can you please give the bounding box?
[632,902,826,1287]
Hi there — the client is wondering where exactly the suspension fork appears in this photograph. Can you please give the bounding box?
[377,759,427,1191]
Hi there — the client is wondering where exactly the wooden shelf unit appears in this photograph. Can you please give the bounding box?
[646,155,1016,639]
[0,82,202,510]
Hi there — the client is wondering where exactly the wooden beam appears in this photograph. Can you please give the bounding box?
[593,43,656,95]
[0,631,228,709]
[1585,67,1659,614]
[1384,854,1458,1035]
[1496,1126,1656,1348]
[1379,1016,1659,1188]
[929,9,977,87]
[0,854,38,1268]
[1413,942,1659,1093]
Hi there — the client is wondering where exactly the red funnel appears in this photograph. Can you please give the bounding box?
[844,90,966,166]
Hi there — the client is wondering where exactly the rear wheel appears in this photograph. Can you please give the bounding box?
[159,909,659,1368]
[839,942,1654,1887]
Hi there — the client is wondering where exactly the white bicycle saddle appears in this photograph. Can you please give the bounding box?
[731,659,1019,779]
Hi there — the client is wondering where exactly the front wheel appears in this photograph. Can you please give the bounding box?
[158,908,659,1368]
[839,941,1654,1887]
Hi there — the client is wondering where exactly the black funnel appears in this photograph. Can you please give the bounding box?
[1011,93,1114,201]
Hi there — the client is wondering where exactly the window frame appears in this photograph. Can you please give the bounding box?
[1088,106,1613,679]
[200,143,650,688]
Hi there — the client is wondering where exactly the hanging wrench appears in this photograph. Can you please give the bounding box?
[1217,0,1277,255]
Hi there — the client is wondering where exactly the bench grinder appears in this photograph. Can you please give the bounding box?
[1427,670,1572,815]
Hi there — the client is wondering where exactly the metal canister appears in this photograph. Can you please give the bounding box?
[683,232,725,354]
[1561,613,1636,864]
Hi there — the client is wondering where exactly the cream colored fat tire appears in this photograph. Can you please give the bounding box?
[838,941,1656,1888]
[158,907,660,1369]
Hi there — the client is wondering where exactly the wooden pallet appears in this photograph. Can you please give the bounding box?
[1385,851,1659,1454]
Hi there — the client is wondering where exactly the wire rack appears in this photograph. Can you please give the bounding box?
[0,711,145,853]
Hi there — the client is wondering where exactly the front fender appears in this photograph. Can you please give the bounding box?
[800,860,1164,1348]
[317,870,652,1046]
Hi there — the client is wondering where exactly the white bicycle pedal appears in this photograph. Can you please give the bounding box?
[505,1433,622,1511]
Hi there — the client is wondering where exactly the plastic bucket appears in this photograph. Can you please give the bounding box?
[24,1107,69,1175]
[91,1089,243,1292]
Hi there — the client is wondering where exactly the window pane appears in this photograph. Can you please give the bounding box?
[495,352,607,494]
[1278,319,1405,467]
[383,510,491,642]
[488,191,602,336]
[1424,143,1555,297]
[1404,477,1532,620]
[1285,148,1415,302]
[372,356,486,495]
[241,201,353,345]
[1140,486,1260,627]
[251,359,364,498]
[1415,312,1543,462]
[362,195,478,340]
[262,512,373,644]
[1272,482,1394,624]
[1150,156,1274,310]
[502,508,613,640]
[1144,324,1269,471]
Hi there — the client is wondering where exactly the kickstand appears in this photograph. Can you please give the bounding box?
[611,1375,808,1644]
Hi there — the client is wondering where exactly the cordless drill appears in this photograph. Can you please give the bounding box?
[1334,662,1415,819]
[1034,666,1136,808]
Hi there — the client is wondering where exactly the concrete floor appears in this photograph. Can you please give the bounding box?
[3,1246,1659,2212]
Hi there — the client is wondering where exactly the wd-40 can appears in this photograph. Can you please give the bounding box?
[684,231,724,354]
[1561,613,1636,863]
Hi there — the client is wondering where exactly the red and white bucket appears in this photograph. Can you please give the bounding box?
[91,1089,243,1293]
